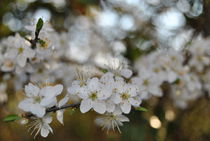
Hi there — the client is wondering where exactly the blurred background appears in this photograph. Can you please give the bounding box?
[1,0,210,141]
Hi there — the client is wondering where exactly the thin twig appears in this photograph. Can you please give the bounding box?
[24,103,80,118]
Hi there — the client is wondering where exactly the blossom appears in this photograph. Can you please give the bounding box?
[28,115,53,138]
[1,58,15,72]
[18,83,63,117]
[95,113,129,133]
[112,82,141,114]
[105,58,132,78]
[132,70,162,98]
[188,38,210,72]
[170,73,202,108]
[10,34,35,67]
[1,34,35,71]
[79,77,109,114]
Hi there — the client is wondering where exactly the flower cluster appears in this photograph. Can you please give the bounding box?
[0,21,69,73]
[18,83,64,137]
[18,83,63,117]
[134,46,205,108]
[0,0,208,138]
[67,68,142,131]
[68,69,142,113]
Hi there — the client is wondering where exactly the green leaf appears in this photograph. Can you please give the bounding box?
[135,107,148,112]
[3,114,21,122]
[36,18,44,33]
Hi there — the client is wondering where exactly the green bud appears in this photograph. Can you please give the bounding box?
[36,18,44,33]
[135,107,148,112]
[3,114,21,122]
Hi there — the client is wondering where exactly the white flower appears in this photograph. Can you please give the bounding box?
[120,68,132,78]
[113,83,141,114]
[14,37,35,67]
[28,115,53,138]
[67,68,92,97]
[18,83,63,117]
[170,73,202,109]
[188,38,210,72]
[79,77,109,114]
[25,21,57,61]
[132,70,162,98]
[106,58,133,78]
[68,80,87,97]
[5,34,35,67]
[1,58,15,72]
[95,113,129,133]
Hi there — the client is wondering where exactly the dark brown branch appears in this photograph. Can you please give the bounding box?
[23,103,80,118]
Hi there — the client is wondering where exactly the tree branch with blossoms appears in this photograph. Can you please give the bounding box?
[1,2,208,138]
[23,103,80,118]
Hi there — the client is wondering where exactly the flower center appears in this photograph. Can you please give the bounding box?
[89,93,97,101]
[143,79,149,86]
[34,96,41,103]
[112,88,117,93]
[60,39,65,45]
[121,93,129,100]
[79,81,86,87]
[153,68,160,73]
[38,39,49,49]
[4,60,13,68]
[18,47,24,54]
[197,56,203,61]
[171,56,177,61]
[175,90,181,96]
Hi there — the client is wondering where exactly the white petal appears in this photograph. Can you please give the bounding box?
[100,72,114,84]
[17,55,27,67]
[25,83,40,97]
[24,48,35,58]
[118,115,129,122]
[139,91,149,99]
[40,97,57,108]
[93,101,106,114]
[40,84,63,98]
[98,87,112,100]
[106,101,115,112]
[41,124,51,137]
[112,94,121,104]
[120,69,132,78]
[113,106,122,115]
[43,115,52,123]
[149,86,162,97]
[56,110,64,124]
[30,104,46,117]
[87,78,99,92]
[167,71,177,83]
[6,49,18,58]
[67,86,78,95]
[58,96,69,107]
[128,98,141,107]
[120,101,131,114]
[1,63,14,72]
[80,99,92,113]
[18,98,33,112]
[40,86,54,97]
[53,84,63,96]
